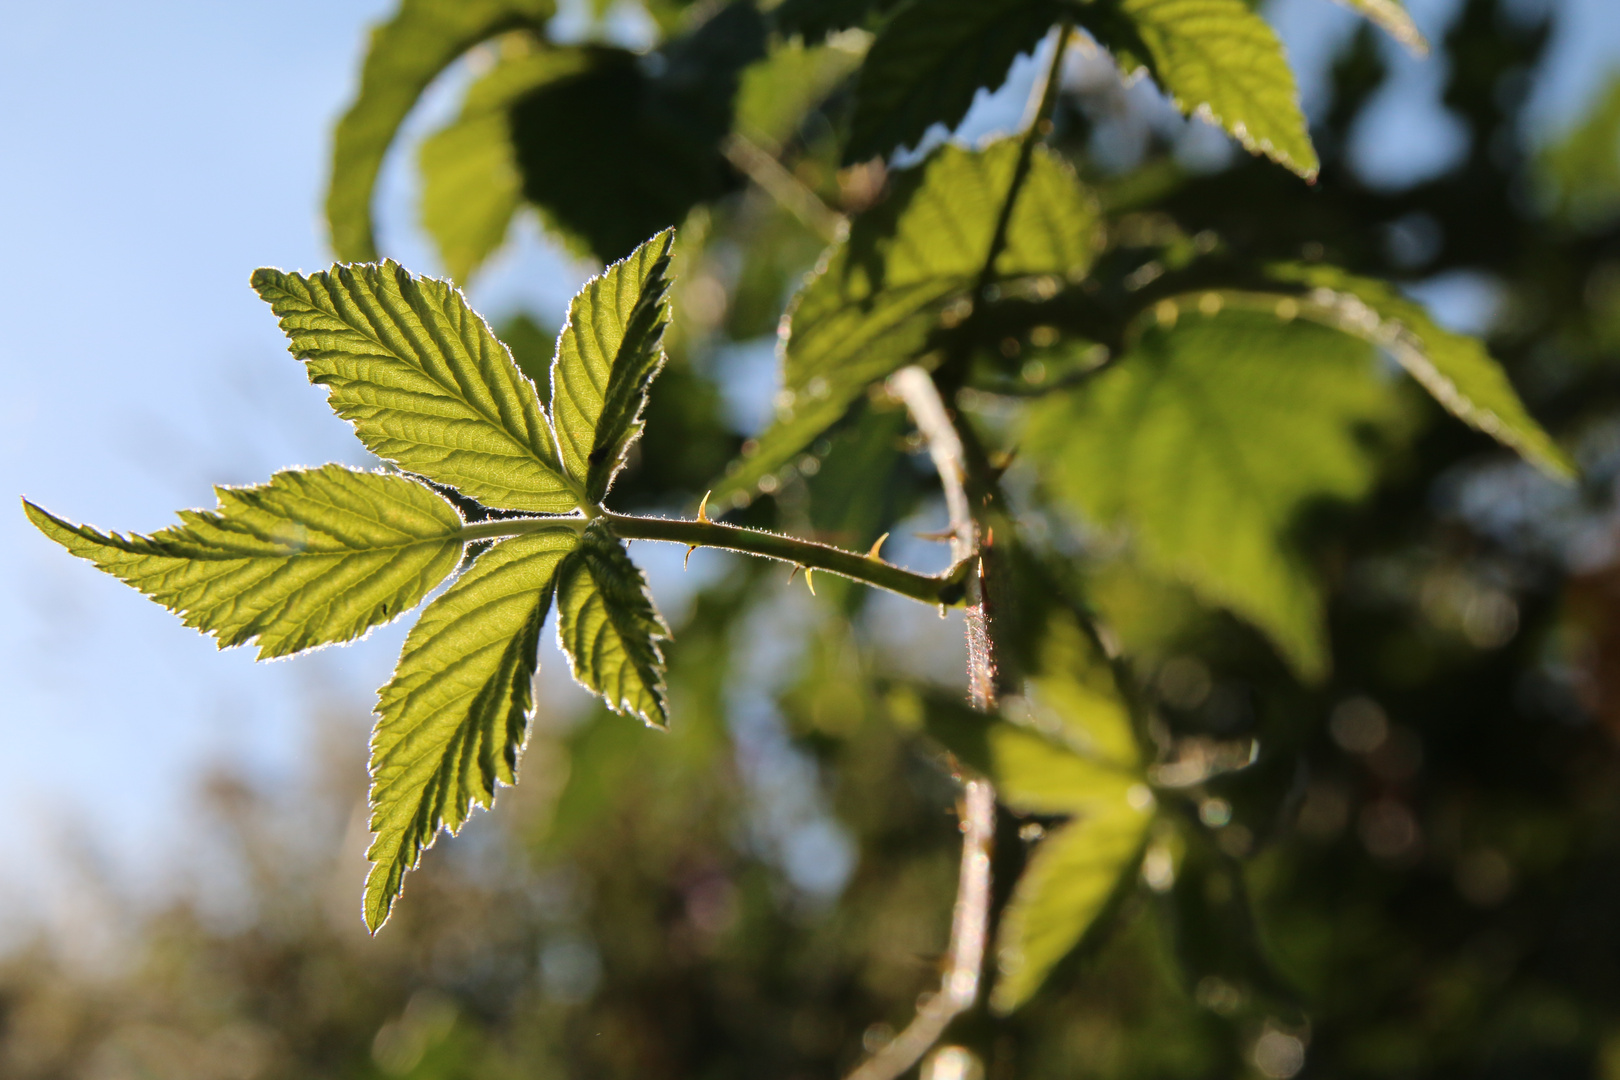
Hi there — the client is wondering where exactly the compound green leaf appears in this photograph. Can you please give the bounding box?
[23,466,464,661]
[1027,310,1396,679]
[551,231,676,504]
[252,261,582,514]
[1080,0,1318,179]
[556,521,671,726]
[327,0,555,263]
[420,47,595,284]
[365,526,578,930]
[716,140,1098,500]
[1270,264,1574,478]
[844,0,1060,163]
[1332,0,1427,55]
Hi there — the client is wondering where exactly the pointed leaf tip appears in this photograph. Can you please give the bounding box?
[252,259,582,513]
[24,467,467,660]
[555,521,671,727]
[551,230,678,506]
[365,526,579,930]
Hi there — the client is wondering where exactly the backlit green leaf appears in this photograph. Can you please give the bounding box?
[419,47,595,284]
[551,231,676,504]
[326,0,554,263]
[1269,264,1573,478]
[993,798,1151,1011]
[556,521,671,726]
[844,0,1059,163]
[1079,0,1318,179]
[252,261,582,513]
[365,526,578,930]
[716,140,1098,500]
[1333,0,1427,55]
[1027,310,1397,679]
[23,466,463,661]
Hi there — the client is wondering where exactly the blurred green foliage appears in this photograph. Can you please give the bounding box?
[15,0,1620,1077]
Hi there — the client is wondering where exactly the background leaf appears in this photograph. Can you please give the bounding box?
[843,0,1059,163]
[419,46,595,284]
[717,140,1099,500]
[1026,310,1397,679]
[1333,0,1427,54]
[326,0,554,263]
[556,521,671,726]
[1269,263,1574,477]
[1079,0,1319,179]
[366,527,578,930]
[508,3,766,261]
[252,261,582,513]
[23,466,464,660]
[551,231,676,505]
[772,0,906,40]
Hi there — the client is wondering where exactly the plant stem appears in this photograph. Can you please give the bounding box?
[457,513,970,607]
[845,779,996,1080]
[972,23,1074,309]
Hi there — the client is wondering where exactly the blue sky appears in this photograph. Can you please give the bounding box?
[1,0,1617,925]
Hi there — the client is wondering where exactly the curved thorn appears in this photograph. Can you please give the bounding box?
[804,567,816,596]
[697,490,712,523]
[787,564,801,585]
[684,545,697,570]
[867,532,890,561]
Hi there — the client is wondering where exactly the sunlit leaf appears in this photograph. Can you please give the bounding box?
[23,466,464,660]
[923,610,1150,1010]
[252,261,582,513]
[365,526,578,930]
[1332,0,1427,55]
[1269,263,1574,478]
[556,521,671,726]
[326,0,554,263]
[1079,0,1319,179]
[551,231,676,504]
[1027,310,1397,679]
[844,0,1059,163]
[420,47,595,284]
[716,139,1098,500]
[993,795,1151,1011]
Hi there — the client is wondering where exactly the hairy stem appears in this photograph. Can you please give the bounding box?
[840,36,1077,1076]
[457,513,970,607]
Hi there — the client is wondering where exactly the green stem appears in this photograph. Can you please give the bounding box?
[456,513,971,607]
